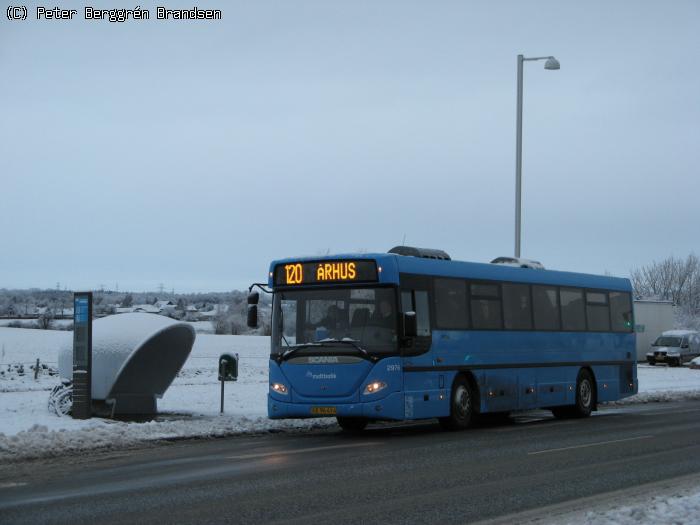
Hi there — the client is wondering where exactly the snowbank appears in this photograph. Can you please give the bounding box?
[607,364,700,404]
[0,417,332,461]
[573,490,700,525]
[535,476,700,525]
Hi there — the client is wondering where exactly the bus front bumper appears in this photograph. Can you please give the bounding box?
[268,391,405,420]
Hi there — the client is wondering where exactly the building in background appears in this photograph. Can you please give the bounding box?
[634,300,675,361]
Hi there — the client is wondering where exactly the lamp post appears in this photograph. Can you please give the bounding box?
[514,54,560,258]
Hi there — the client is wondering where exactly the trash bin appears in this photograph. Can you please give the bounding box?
[219,353,238,382]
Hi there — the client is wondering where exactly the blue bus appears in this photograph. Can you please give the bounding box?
[248,246,637,431]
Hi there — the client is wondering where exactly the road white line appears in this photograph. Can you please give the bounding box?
[227,442,382,460]
[492,419,580,432]
[0,482,28,489]
[638,408,700,416]
[528,435,654,455]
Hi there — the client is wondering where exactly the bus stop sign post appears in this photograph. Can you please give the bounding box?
[72,292,93,420]
[219,353,239,414]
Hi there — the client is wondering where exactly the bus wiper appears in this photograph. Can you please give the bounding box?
[279,339,376,362]
[317,338,376,361]
[280,343,321,361]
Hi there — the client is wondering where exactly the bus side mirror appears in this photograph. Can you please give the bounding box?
[402,311,417,338]
[247,305,258,328]
[682,343,689,349]
[248,291,260,305]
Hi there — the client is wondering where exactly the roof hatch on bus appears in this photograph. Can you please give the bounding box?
[388,246,451,260]
[491,256,545,269]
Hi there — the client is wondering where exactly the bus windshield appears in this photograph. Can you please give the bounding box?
[272,287,398,356]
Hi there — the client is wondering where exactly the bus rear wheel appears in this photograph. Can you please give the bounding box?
[336,417,368,433]
[439,376,473,431]
[551,369,595,419]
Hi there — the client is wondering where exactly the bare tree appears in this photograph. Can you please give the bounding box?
[36,309,54,330]
[631,253,700,316]
[211,304,230,335]
[121,293,134,308]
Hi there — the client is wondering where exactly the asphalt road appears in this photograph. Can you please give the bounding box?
[2,401,700,524]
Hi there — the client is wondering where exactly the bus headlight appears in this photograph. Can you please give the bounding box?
[363,381,387,395]
[271,383,288,395]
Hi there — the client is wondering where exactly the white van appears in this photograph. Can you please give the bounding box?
[646,330,700,366]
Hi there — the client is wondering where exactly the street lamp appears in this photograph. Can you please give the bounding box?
[514,54,560,259]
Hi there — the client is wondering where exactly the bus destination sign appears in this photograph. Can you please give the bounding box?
[274,260,378,286]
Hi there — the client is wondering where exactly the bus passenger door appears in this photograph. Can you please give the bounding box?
[399,275,433,359]
[400,276,442,418]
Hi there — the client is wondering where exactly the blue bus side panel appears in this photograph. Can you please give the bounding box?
[517,369,539,409]
[402,370,454,419]
[535,367,575,408]
[430,330,636,413]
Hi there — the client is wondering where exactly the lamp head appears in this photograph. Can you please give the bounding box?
[544,57,560,70]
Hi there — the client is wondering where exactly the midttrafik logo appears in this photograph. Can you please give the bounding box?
[306,371,336,380]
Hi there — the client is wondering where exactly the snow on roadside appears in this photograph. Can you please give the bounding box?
[610,364,700,404]
[579,490,700,525]
[0,364,335,461]
[540,483,700,525]
[2,327,700,462]
[1,417,333,462]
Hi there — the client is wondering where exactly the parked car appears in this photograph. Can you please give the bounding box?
[646,330,700,366]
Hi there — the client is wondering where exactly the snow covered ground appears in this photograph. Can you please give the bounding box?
[0,327,331,460]
[2,327,700,461]
[530,475,700,525]
[613,363,700,403]
[564,489,700,525]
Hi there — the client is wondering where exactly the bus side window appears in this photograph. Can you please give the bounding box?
[434,278,469,329]
[586,291,611,332]
[533,285,560,330]
[560,288,585,331]
[470,283,503,330]
[401,290,431,336]
[610,291,633,332]
[502,283,532,330]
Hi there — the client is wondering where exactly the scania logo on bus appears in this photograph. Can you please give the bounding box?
[307,356,339,364]
[306,370,337,380]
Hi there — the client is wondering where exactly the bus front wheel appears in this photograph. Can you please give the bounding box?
[336,417,368,433]
[439,376,473,431]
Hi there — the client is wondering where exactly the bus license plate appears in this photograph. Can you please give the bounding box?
[311,406,336,415]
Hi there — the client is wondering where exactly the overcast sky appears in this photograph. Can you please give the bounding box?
[1,0,698,292]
